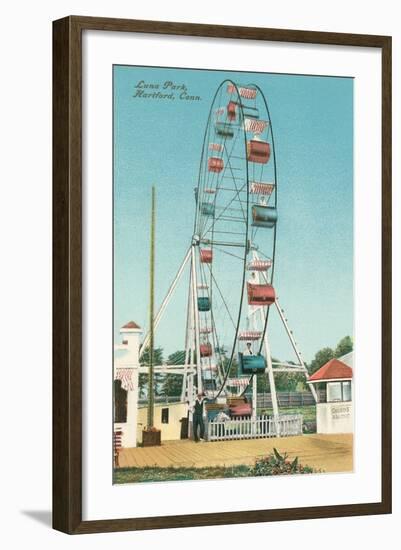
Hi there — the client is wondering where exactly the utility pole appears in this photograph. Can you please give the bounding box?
[147,186,155,429]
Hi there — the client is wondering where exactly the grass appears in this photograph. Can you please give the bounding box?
[260,405,316,423]
[259,405,317,433]
[114,465,251,483]
[114,447,320,484]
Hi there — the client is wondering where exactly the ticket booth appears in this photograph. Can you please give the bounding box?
[307,358,353,434]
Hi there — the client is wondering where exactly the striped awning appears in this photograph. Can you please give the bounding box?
[250,182,275,195]
[115,368,134,391]
[238,330,262,341]
[209,142,223,152]
[247,259,272,271]
[244,118,268,134]
[226,378,251,387]
[227,84,257,99]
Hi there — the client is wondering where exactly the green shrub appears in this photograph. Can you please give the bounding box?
[250,448,315,476]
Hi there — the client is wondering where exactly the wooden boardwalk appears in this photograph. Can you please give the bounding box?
[119,433,353,473]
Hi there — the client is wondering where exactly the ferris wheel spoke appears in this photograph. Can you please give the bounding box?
[204,264,237,331]
[210,230,247,236]
[206,120,241,190]
[201,90,240,201]
[213,245,244,261]
[214,215,246,222]
[223,144,247,223]
[202,182,247,236]
[198,95,233,237]
[200,285,227,383]
[217,184,247,190]
[199,135,243,237]
[199,146,242,236]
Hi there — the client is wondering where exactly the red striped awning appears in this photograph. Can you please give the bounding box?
[209,142,223,152]
[238,331,262,341]
[226,378,251,387]
[247,259,272,271]
[250,182,275,195]
[245,118,268,134]
[227,84,257,99]
[115,368,134,391]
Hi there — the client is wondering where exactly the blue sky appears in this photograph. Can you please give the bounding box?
[113,65,353,363]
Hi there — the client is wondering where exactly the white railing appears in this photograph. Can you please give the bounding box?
[207,414,303,441]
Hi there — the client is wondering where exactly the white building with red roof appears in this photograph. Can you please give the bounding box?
[307,356,353,434]
[114,321,143,448]
[114,320,193,450]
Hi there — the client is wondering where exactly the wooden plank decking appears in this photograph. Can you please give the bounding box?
[118,433,353,473]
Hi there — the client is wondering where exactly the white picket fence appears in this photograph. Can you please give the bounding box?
[207,414,303,441]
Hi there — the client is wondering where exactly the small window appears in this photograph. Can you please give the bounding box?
[327,382,342,402]
[161,408,169,424]
[342,381,352,401]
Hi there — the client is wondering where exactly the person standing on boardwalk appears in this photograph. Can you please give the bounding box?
[192,392,208,442]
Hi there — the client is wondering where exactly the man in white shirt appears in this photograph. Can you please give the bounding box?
[243,341,253,356]
[192,392,208,442]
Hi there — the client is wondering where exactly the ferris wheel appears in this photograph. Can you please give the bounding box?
[190,80,278,398]
[139,79,316,425]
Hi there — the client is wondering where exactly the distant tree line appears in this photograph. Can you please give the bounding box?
[139,346,184,398]
[138,335,353,397]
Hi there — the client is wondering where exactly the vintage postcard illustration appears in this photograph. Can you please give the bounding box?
[113,65,353,484]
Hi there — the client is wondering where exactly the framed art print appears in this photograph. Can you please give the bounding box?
[53,16,392,534]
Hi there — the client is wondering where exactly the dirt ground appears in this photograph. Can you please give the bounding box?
[119,433,353,473]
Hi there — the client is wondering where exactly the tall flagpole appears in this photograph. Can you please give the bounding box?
[147,186,155,428]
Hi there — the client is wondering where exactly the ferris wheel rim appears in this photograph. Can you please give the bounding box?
[248,82,279,360]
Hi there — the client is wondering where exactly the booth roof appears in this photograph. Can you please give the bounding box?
[308,358,353,382]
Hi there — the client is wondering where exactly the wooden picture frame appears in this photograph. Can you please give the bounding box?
[53,15,392,534]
